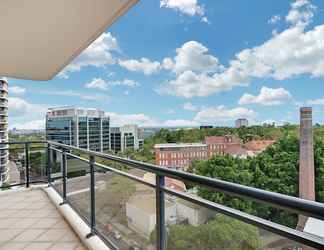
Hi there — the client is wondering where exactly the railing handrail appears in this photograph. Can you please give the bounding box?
[47,140,324,221]
[2,140,324,249]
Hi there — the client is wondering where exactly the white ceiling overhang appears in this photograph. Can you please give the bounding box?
[0,0,138,80]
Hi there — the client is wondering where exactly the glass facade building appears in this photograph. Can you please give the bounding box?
[46,107,109,152]
[110,125,143,153]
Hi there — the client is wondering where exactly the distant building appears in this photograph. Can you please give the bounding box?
[110,125,144,153]
[235,118,248,128]
[0,78,9,185]
[200,125,213,130]
[154,135,276,169]
[46,107,109,152]
[244,140,275,155]
[154,143,208,170]
[204,135,242,158]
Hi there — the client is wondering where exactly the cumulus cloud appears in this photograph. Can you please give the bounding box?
[238,87,292,106]
[158,1,324,98]
[58,33,119,78]
[160,2,324,98]
[194,106,257,123]
[286,0,316,27]
[107,112,157,127]
[10,120,45,130]
[163,119,199,127]
[160,0,207,22]
[107,79,139,88]
[8,97,47,118]
[9,86,26,95]
[183,102,199,111]
[268,15,281,24]
[118,58,161,75]
[164,41,221,74]
[85,78,108,90]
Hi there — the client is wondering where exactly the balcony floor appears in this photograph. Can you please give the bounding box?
[0,188,87,250]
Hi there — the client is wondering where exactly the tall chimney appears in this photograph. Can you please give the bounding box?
[297,107,315,230]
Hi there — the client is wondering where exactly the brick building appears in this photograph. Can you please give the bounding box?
[154,143,208,170]
[204,135,242,157]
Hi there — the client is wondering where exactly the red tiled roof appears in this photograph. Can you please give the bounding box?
[244,140,275,152]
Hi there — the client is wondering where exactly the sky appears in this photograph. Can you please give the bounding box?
[7,0,324,129]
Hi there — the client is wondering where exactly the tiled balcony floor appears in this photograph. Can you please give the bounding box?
[0,188,87,250]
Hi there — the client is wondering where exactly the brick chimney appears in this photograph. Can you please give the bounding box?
[297,107,315,231]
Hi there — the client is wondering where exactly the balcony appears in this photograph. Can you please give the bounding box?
[1,140,324,250]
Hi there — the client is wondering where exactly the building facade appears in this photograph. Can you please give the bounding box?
[110,125,144,153]
[204,135,242,157]
[154,143,208,170]
[235,118,249,128]
[46,107,109,152]
[0,78,9,185]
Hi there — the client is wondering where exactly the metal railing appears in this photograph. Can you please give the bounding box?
[1,140,324,250]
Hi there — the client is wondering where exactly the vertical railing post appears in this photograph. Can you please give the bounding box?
[25,143,30,188]
[60,149,67,204]
[156,174,166,250]
[47,144,51,186]
[87,154,96,238]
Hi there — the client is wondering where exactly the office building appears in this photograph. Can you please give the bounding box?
[110,124,144,153]
[235,118,249,128]
[46,107,109,152]
[0,78,8,185]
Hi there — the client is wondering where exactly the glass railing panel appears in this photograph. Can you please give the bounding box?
[29,144,47,183]
[94,165,157,250]
[50,150,63,195]
[162,194,320,250]
[66,155,90,223]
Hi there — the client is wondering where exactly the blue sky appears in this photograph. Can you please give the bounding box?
[8,0,324,129]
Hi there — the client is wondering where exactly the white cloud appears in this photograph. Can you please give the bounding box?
[286,0,316,27]
[10,119,45,130]
[9,86,26,95]
[159,1,324,98]
[183,102,198,111]
[268,15,281,24]
[58,33,119,78]
[40,89,105,101]
[163,119,199,127]
[194,106,257,123]
[8,97,47,118]
[107,112,157,127]
[160,0,207,22]
[165,41,220,74]
[306,98,324,105]
[119,58,161,75]
[239,86,292,106]
[85,78,108,90]
[107,79,139,88]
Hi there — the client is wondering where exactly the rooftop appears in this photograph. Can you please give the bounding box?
[154,143,207,149]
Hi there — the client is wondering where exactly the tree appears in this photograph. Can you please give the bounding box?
[193,136,324,228]
[150,214,262,250]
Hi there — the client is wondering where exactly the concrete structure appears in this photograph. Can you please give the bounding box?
[298,107,315,231]
[110,125,143,153]
[154,143,208,170]
[46,107,110,152]
[235,118,249,128]
[0,78,9,185]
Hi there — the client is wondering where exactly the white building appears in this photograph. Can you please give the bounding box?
[46,107,110,152]
[235,118,249,128]
[0,78,9,185]
[110,125,144,153]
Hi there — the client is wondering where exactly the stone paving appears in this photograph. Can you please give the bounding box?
[0,188,87,250]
